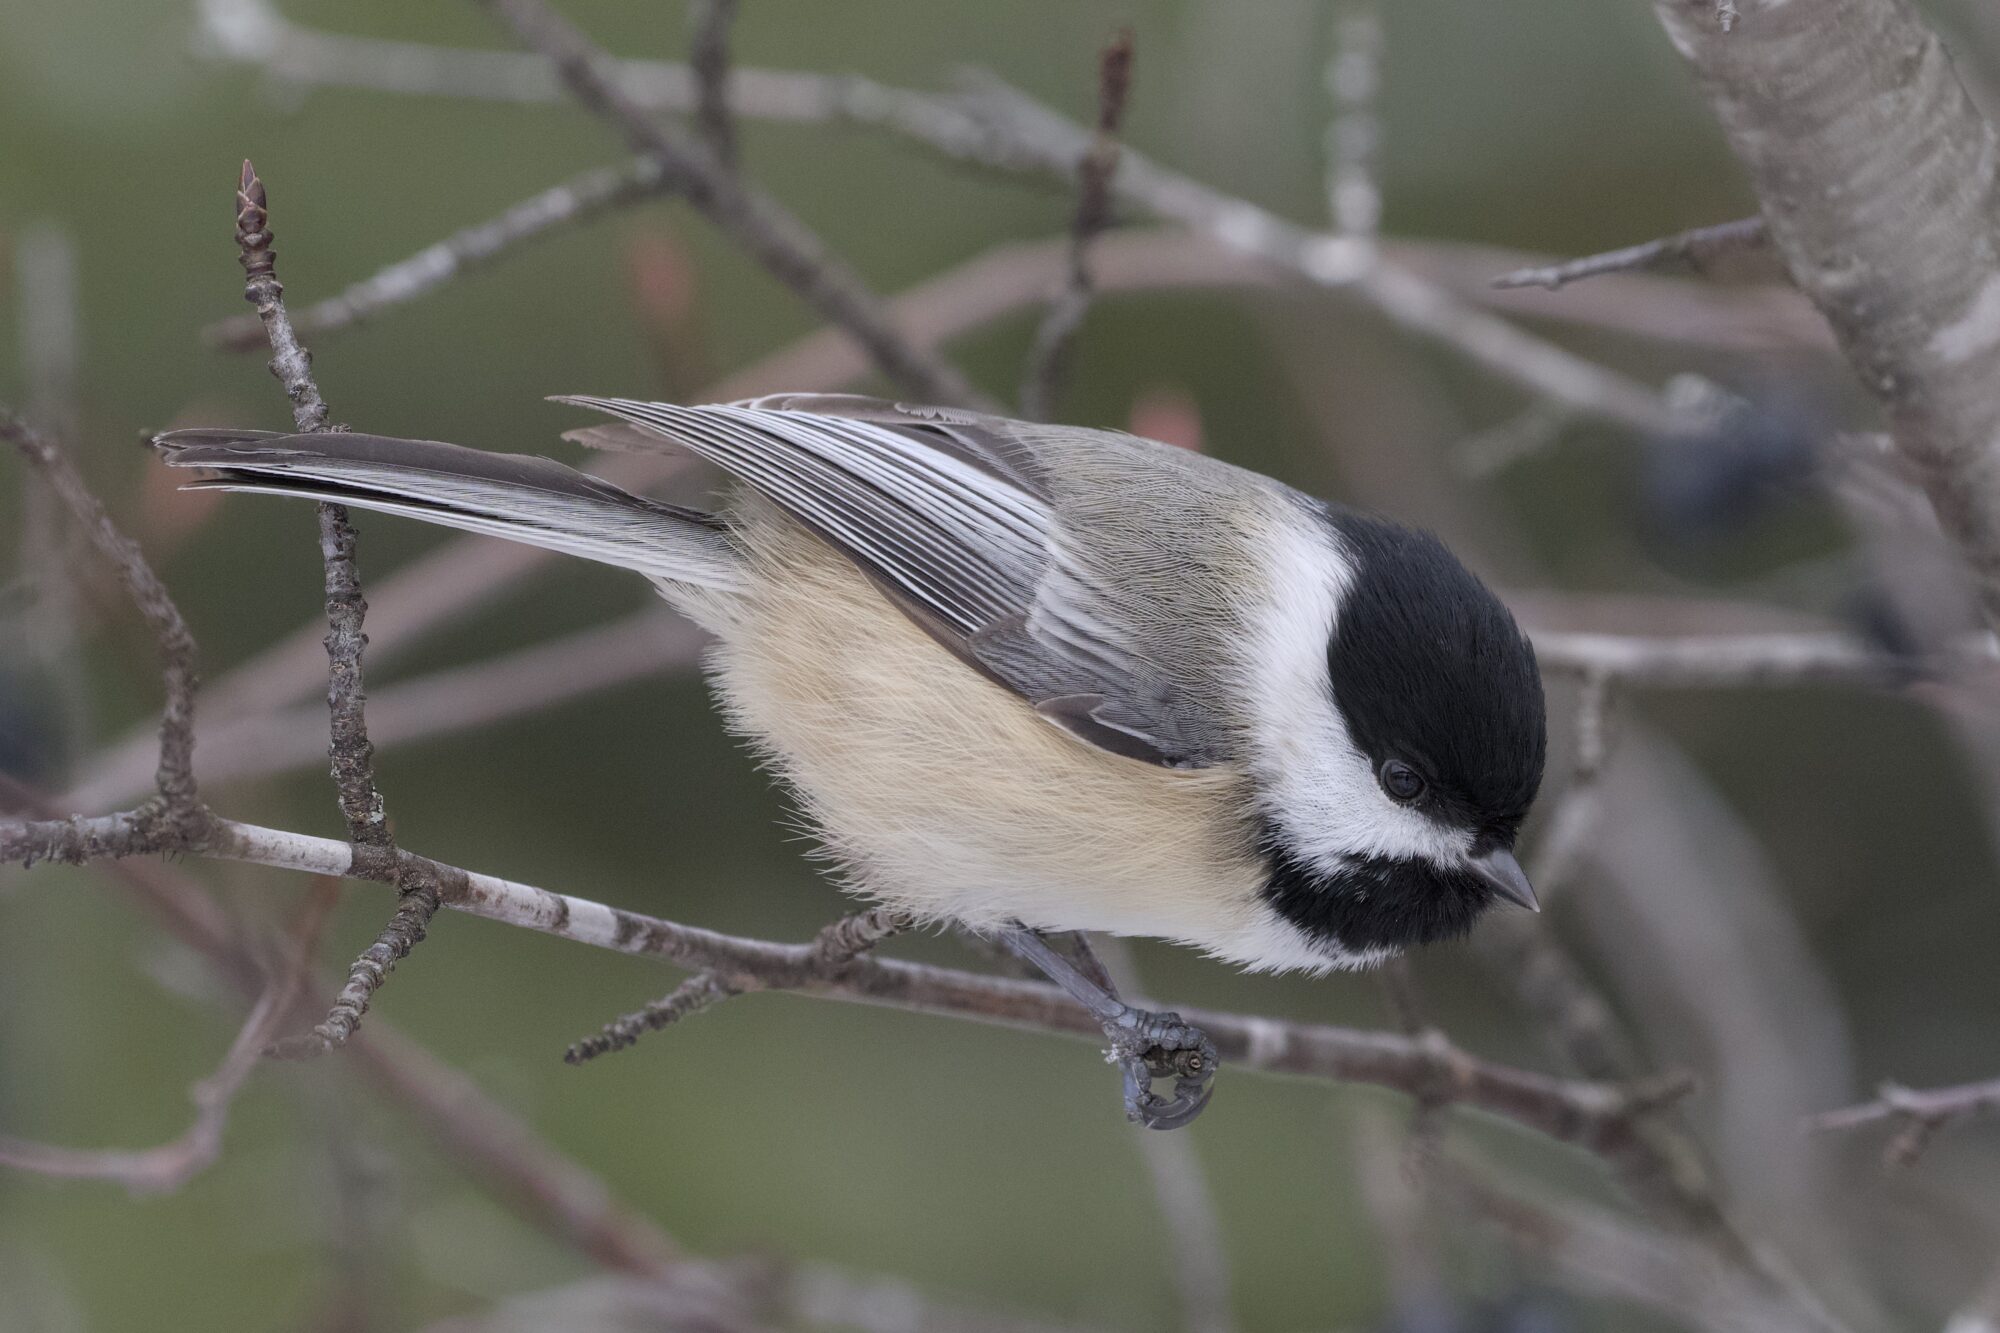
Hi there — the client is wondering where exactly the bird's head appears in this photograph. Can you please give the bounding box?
[1249,507,1546,967]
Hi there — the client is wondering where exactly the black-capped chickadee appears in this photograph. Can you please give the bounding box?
[155,395,1546,1127]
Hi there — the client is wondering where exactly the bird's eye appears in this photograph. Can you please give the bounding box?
[1380,760,1426,803]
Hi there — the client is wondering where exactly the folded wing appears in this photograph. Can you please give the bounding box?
[557,395,1226,768]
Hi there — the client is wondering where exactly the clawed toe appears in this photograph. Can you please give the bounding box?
[1107,1008,1219,1130]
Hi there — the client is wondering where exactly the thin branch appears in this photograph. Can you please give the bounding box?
[1,807,1695,1164]
[952,73,1685,434]
[476,0,991,411]
[687,0,738,166]
[195,0,858,120]
[1491,217,1769,291]
[235,160,442,1053]
[564,971,741,1063]
[564,907,910,1064]
[1019,28,1133,422]
[1807,1076,2000,1166]
[235,161,330,434]
[1530,629,1929,689]
[0,409,202,818]
[206,158,675,349]
[0,881,330,1195]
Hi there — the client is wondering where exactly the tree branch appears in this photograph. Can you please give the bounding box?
[1018,28,1133,422]
[206,157,675,350]
[687,0,738,167]
[3,802,1693,1164]
[1652,0,2000,629]
[201,2,1685,432]
[235,160,443,1052]
[563,907,910,1063]
[1491,216,1768,291]
[1807,1075,2000,1166]
[951,72,1684,434]
[0,410,202,819]
[0,881,329,1194]
[475,0,991,412]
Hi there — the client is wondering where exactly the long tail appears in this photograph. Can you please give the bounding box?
[152,428,743,589]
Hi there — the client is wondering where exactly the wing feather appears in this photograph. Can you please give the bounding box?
[555,395,1224,768]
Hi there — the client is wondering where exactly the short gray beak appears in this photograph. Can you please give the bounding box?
[1470,848,1539,912]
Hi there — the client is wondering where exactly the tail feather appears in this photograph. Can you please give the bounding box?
[152,428,742,589]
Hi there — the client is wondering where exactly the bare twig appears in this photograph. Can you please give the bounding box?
[0,880,330,1194]
[1530,629,1928,689]
[1491,217,1769,291]
[207,158,675,349]
[953,73,1685,434]
[563,971,741,1064]
[476,0,991,411]
[235,162,329,434]
[1807,1076,2000,1166]
[0,409,202,818]
[1019,28,1133,421]
[236,160,442,1053]
[565,906,911,1063]
[687,0,738,166]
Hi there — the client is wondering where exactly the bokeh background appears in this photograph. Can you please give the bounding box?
[5,1,2000,1329]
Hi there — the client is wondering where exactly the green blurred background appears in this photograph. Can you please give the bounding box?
[4,1,2000,1329]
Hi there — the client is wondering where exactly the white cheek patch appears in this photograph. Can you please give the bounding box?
[1236,500,1472,874]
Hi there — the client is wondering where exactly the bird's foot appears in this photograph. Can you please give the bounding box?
[1102,1004,1217,1130]
[995,923,1221,1130]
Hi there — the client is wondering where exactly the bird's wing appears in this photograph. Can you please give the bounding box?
[555,394,1233,768]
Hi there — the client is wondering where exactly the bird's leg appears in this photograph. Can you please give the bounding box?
[1058,931,1118,995]
[997,925,1218,1130]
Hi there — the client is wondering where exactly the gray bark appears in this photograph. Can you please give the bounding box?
[1655,0,2000,628]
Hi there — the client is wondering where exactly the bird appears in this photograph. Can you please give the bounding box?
[154,394,1547,1128]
